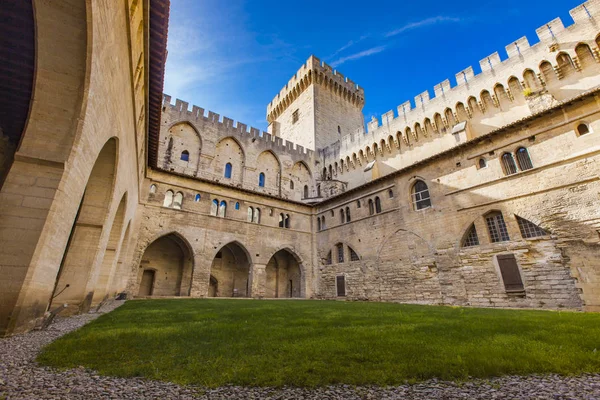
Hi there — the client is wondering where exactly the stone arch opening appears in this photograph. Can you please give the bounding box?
[209,242,252,297]
[51,137,118,311]
[265,249,303,298]
[136,233,194,297]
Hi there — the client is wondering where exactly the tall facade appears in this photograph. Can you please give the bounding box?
[1,0,600,337]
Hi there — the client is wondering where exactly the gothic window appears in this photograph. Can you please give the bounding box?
[501,153,518,175]
[345,207,351,222]
[317,217,321,231]
[285,214,290,228]
[253,208,261,224]
[515,147,533,171]
[258,172,265,187]
[412,180,431,210]
[210,199,218,216]
[247,207,253,222]
[486,212,510,243]
[349,246,360,261]
[224,163,232,179]
[218,200,227,218]
[478,158,487,169]
[290,180,294,190]
[292,109,299,124]
[336,243,344,263]
[340,209,345,224]
[303,185,309,199]
[368,199,374,215]
[234,202,240,210]
[163,190,174,208]
[173,192,183,209]
[577,123,590,136]
[321,216,326,229]
[356,200,361,208]
[317,184,321,197]
[149,184,157,194]
[279,213,284,228]
[462,224,480,247]
[516,216,547,239]
[375,196,382,213]
[194,193,201,202]
[180,150,189,161]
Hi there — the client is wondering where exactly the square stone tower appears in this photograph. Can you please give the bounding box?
[266,56,365,151]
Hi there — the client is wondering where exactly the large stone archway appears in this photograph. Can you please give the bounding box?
[135,233,194,297]
[209,242,252,297]
[265,249,303,298]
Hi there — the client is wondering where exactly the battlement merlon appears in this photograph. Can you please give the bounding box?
[162,94,315,160]
[266,55,366,123]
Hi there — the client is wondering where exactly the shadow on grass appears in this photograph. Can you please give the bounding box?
[37,299,600,387]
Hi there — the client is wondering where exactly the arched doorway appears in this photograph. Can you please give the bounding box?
[51,138,118,311]
[136,233,194,297]
[209,242,251,297]
[265,249,303,298]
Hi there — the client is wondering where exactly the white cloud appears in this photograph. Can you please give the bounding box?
[330,46,386,67]
[385,16,462,37]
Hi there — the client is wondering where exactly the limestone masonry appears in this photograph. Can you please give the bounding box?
[1,0,599,336]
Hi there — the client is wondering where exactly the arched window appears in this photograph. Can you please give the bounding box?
[516,215,547,238]
[163,190,174,207]
[328,165,333,179]
[173,192,183,209]
[218,200,227,218]
[303,185,309,199]
[556,53,575,79]
[258,172,265,187]
[285,214,290,228]
[317,217,321,231]
[375,196,382,213]
[290,180,294,190]
[485,211,510,243]
[326,250,332,265]
[345,207,351,222]
[224,163,232,179]
[515,147,533,171]
[577,123,590,136]
[462,224,480,247]
[278,213,284,228]
[253,208,261,224]
[388,189,394,198]
[149,184,157,194]
[235,202,240,210]
[321,216,326,230]
[338,125,341,134]
[247,207,253,222]
[368,199,374,215]
[194,193,201,202]
[180,150,189,161]
[211,199,218,216]
[356,200,361,208]
[322,167,327,180]
[501,153,518,175]
[336,243,344,263]
[478,158,487,169]
[411,181,431,210]
[340,209,345,224]
[317,184,321,197]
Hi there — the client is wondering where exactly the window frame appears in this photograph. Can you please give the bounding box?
[501,153,518,175]
[485,212,510,243]
[180,150,189,162]
[411,180,431,211]
[258,172,265,187]
[224,162,233,179]
[515,147,533,171]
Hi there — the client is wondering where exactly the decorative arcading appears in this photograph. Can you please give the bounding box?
[317,0,600,171]
[163,95,314,160]
[266,55,365,123]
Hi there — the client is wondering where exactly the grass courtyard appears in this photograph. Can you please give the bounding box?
[38,299,600,387]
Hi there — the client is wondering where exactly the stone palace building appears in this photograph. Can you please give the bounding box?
[1,0,599,336]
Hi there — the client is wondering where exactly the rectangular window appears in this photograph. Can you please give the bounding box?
[292,109,299,124]
[336,243,344,263]
[496,253,525,293]
[486,213,510,243]
[336,275,346,297]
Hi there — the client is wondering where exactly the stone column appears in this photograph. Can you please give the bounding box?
[249,263,267,298]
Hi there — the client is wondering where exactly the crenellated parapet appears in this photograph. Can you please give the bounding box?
[317,0,600,183]
[266,55,365,123]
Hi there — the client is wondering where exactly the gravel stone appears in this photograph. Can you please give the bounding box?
[1,301,599,399]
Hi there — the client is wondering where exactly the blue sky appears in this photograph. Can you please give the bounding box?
[164,0,582,132]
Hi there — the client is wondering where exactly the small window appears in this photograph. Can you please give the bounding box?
[478,158,487,169]
[375,196,382,213]
[388,189,394,198]
[515,147,533,171]
[235,202,240,210]
[340,209,345,224]
[224,163,233,179]
[338,125,341,134]
[211,199,219,216]
[218,200,227,218]
[349,246,360,261]
[345,207,351,222]
[336,243,344,263]
[253,208,261,224]
[577,123,590,136]
[336,275,346,297]
[149,184,157,194]
[321,216,326,229]
[278,213,284,228]
[247,207,253,222]
[486,212,510,243]
[356,200,361,208]
[516,216,547,239]
[317,217,321,231]
[303,185,309,199]
[496,253,525,293]
[368,199,374,215]
[290,180,294,190]
[412,180,431,210]
[163,190,174,207]
[501,153,518,175]
[180,150,189,161]
[173,192,183,209]
[317,184,321,197]
[258,172,265,187]
[462,224,480,247]
[194,193,201,202]
[285,214,290,229]
[292,109,299,124]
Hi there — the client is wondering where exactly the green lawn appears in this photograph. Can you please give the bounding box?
[38,299,600,387]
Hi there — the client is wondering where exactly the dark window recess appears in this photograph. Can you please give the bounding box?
[516,216,547,238]
[497,254,525,293]
[486,212,510,243]
[501,153,518,175]
[462,224,480,247]
[349,246,360,261]
[577,123,590,136]
[292,109,299,124]
[516,147,533,171]
[336,275,346,297]
[336,243,344,263]
[326,251,332,265]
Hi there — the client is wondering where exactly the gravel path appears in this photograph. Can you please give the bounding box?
[1,302,599,399]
